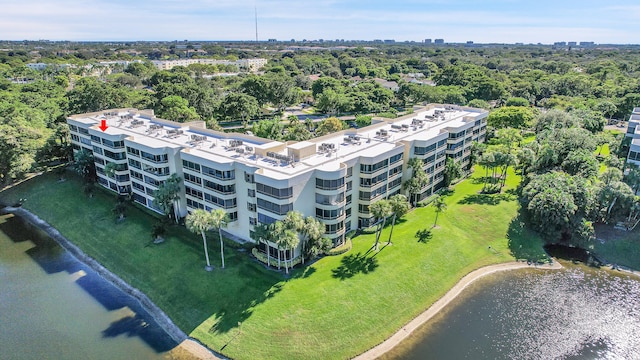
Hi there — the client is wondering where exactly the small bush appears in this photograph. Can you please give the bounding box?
[327,238,352,256]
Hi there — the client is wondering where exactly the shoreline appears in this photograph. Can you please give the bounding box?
[353,260,563,360]
[4,206,226,360]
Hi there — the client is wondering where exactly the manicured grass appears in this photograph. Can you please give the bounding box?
[1,168,546,359]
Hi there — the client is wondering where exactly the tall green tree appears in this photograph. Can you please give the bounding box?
[443,157,463,188]
[186,209,214,270]
[370,199,393,251]
[153,174,182,222]
[387,194,410,243]
[210,209,229,269]
[432,195,447,227]
[405,157,429,205]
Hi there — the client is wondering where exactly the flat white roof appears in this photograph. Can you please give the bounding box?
[69,105,485,177]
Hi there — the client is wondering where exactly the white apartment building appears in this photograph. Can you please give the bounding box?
[625,107,640,169]
[67,104,487,262]
[151,58,267,72]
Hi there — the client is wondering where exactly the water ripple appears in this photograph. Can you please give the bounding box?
[388,265,640,360]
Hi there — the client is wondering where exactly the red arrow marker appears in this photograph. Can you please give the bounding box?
[98,119,108,132]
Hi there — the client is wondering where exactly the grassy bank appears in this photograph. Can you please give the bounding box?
[1,168,546,359]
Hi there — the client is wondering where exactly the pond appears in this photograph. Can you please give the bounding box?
[0,212,177,360]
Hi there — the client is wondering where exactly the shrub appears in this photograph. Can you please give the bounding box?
[327,238,352,256]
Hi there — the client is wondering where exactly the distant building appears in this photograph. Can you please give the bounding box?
[579,41,595,47]
[26,62,76,71]
[434,39,445,44]
[383,39,395,44]
[267,38,277,42]
[424,39,432,44]
[554,42,567,46]
[568,41,577,46]
[626,107,640,193]
[151,58,267,72]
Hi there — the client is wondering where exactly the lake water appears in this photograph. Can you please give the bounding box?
[0,212,177,360]
[382,263,640,359]
[3,210,640,360]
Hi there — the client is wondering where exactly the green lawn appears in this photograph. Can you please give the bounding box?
[0,168,546,359]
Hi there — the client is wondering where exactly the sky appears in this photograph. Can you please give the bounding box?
[1,0,639,44]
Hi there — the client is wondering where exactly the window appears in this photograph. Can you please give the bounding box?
[359,172,387,187]
[257,198,293,215]
[130,170,143,180]
[69,124,78,132]
[143,175,162,187]
[315,177,345,190]
[127,146,140,157]
[71,134,79,142]
[315,207,344,220]
[346,208,352,218]
[325,221,344,234]
[187,198,205,210]
[228,212,238,222]
[249,217,257,226]
[389,177,402,189]
[358,204,369,214]
[247,203,257,212]
[360,159,388,174]
[204,180,235,194]
[132,193,147,205]
[102,139,124,149]
[104,149,125,160]
[204,193,237,209]
[245,171,255,183]
[91,135,101,142]
[78,127,89,135]
[182,160,201,172]
[140,151,168,163]
[80,137,92,146]
[184,172,202,185]
[92,146,103,155]
[437,139,447,148]
[346,181,352,191]
[116,174,130,182]
[414,143,437,155]
[128,159,141,169]
[94,156,105,165]
[142,164,170,176]
[389,164,402,176]
[258,213,277,225]
[185,186,204,200]
[347,167,353,178]
[389,153,403,164]
[202,165,234,180]
[131,181,145,192]
[346,194,352,205]
[256,183,293,199]
[248,189,256,197]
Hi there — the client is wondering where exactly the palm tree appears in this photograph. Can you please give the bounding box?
[270,221,286,269]
[280,229,300,274]
[253,222,276,267]
[185,209,214,271]
[302,216,325,263]
[432,195,447,228]
[153,174,182,223]
[210,209,229,269]
[443,157,463,188]
[388,194,410,243]
[370,199,393,251]
[405,158,429,206]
